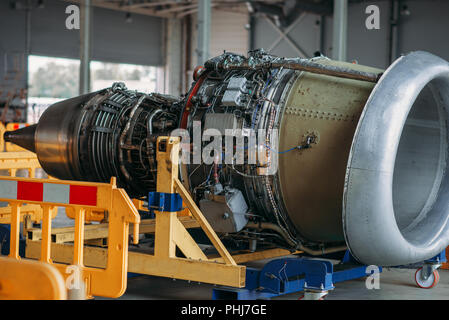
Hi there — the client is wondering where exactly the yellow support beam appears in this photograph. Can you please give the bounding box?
[8,203,21,260]
[10,135,250,295]
[25,136,246,289]
[26,240,246,288]
[0,151,40,169]
[211,249,303,264]
[40,205,53,263]
[172,216,208,261]
[0,204,58,224]
[155,136,237,266]
[174,178,237,266]
[26,217,201,243]
[0,122,5,152]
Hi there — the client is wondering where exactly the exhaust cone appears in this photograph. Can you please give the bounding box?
[4,124,37,153]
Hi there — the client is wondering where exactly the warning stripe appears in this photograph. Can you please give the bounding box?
[0,181,98,206]
[11,123,28,130]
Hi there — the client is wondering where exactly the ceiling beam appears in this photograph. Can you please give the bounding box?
[120,1,194,9]
[59,0,175,18]
[157,3,198,15]
[60,0,250,18]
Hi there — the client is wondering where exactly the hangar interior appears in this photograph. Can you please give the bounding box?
[1,0,449,301]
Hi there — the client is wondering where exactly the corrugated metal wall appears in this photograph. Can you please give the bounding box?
[252,0,449,70]
[190,9,249,68]
[0,0,165,121]
[30,0,164,66]
[252,13,321,60]
[0,0,28,90]
[398,0,449,61]
[210,10,249,57]
[2,0,449,96]
[0,0,164,78]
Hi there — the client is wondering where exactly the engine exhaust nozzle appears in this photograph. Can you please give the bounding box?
[3,124,37,153]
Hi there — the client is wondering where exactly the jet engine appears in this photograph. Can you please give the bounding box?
[7,50,449,266]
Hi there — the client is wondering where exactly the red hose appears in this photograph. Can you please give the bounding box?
[180,68,208,129]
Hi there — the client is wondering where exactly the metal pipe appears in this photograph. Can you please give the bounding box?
[147,109,163,135]
[388,0,400,64]
[79,0,91,94]
[214,58,382,83]
[246,222,347,255]
[197,0,211,65]
[332,0,348,61]
[119,94,148,180]
[270,59,381,82]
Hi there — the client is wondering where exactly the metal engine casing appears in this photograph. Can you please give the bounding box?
[7,50,449,267]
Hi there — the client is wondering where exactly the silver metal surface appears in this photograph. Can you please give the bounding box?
[199,188,248,233]
[34,91,98,179]
[10,84,179,198]
[204,113,238,136]
[344,51,449,266]
[332,0,348,61]
[79,0,91,94]
[196,0,211,65]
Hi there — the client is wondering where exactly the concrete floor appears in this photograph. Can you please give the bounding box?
[97,266,449,300]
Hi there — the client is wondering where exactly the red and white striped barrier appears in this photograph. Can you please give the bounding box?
[10,123,28,130]
[0,180,97,206]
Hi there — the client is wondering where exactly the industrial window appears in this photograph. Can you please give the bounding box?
[27,55,79,123]
[90,61,158,93]
[27,56,162,123]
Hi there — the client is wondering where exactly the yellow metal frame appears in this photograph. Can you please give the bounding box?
[0,204,58,225]
[0,151,41,178]
[26,241,300,271]
[0,122,5,152]
[26,215,199,243]
[0,256,67,300]
[18,135,306,296]
[26,137,246,289]
[141,136,245,287]
[2,176,140,298]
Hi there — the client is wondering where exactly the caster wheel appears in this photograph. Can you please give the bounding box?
[415,267,439,289]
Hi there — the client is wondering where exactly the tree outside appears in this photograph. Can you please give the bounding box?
[28,55,158,99]
[29,60,80,98]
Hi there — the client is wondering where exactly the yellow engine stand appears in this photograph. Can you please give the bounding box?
[147,136,245,287]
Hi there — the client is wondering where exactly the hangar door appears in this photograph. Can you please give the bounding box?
[210,9,249,57]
